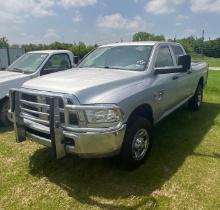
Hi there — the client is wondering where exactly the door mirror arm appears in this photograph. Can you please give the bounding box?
[154,54,192,75]
[154,66,185,75]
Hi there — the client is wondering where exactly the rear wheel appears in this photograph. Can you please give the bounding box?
[188,84,203,111]
[120,116,152,169]
[0,99,11,127]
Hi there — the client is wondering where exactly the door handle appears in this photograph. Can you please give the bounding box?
[172,75,179,80]
[159,89,165,96]
[154,89,165,101]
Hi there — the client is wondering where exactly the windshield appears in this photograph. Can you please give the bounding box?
[78,45,153,71]
[8,53,48,74]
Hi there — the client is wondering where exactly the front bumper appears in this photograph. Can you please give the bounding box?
[10,89,126,159]
[24,119,126,158]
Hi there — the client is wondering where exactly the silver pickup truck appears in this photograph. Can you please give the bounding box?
[10,42,208,168]
[0,50,74,126]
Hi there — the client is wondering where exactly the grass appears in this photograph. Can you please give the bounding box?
[191,54,220,67]
[1,72,220,210]
[203,57,220,67]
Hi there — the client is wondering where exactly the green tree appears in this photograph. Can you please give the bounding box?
[21,41,96,59]
[132,32,165,41]
[69,42,96,59]
[11,44,20,48]
[0,37,9,48]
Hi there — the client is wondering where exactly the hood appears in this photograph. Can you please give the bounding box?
[0,70,31,100]
[23,68,145,104]
[0,70,28,85]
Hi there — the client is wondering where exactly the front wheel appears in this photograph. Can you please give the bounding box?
[0,99,11,127]
[188,84,203,111]
[120,116,152,169]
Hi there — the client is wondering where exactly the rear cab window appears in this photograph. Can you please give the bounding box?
[171,45,185,64]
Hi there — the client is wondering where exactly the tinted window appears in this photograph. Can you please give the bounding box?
[155,46,174,68]
[78,45,153,71]
[171,45,184,63]
[42,54,71,75]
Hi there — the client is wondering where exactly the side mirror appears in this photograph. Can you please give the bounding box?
[178,55,191,72]
[74,56,79,65]
[154,54,192,75]
[40,67,58,76]
[41,69,52,76]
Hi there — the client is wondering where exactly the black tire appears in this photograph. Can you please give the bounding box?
[0,98,11,127]
[188,84,203,111]
[120,116,152,169]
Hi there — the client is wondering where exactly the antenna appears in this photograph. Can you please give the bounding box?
[202,29,205,41]
[201,29,205,58]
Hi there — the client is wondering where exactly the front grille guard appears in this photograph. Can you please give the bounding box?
[10,88,81,159]
[10,88,124,159]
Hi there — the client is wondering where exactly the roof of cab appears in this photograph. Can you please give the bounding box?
[100,41,179,48]
[100,41,158,48]
[27,50,72,55]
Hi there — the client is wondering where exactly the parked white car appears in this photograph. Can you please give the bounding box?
[0,50,74,126]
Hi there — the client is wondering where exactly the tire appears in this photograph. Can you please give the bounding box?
[0,99,11,127]
[188,84,203,111]
[120,116,152,169]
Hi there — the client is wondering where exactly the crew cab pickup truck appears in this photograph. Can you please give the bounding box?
[10,42,208,168]
[0,50,74,126]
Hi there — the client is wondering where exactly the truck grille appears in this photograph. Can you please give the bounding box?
[19,93,79,138]
[21,93,51,126]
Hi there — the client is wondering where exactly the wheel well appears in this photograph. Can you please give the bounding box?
[127,104,153,125]
[198,77,204,88]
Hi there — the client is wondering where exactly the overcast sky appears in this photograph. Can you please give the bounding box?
[0,0,220,45]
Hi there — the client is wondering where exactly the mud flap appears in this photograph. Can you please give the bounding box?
[50,98,66,159]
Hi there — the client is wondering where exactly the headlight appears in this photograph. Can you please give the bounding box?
[85,106,122,124]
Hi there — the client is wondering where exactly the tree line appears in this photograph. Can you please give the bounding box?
[0,37,96,59]
[133,32,220,58]
[1,32,220,58]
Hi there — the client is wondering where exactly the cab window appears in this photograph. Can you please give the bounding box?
[155,46,174,68]
[41,54,71,75]
[171,45,184,64]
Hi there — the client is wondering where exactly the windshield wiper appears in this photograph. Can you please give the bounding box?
[78,66,109,69]
[98,66,109,69]
[96,66,127,70]
[79,66,125,70]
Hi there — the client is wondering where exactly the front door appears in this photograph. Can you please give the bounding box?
[152,45,180,120]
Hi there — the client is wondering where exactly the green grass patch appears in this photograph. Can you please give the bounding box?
[0,72,220,209]
[204,57,220,67]
[192,54,220,67]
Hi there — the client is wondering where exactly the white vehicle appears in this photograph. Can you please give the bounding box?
[0,50,74,126]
